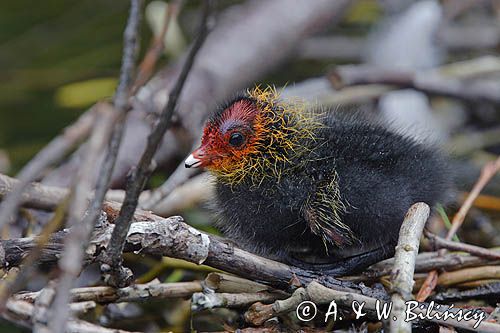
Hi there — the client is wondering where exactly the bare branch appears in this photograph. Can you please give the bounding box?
[48,104,116,333]
[425,230,500,260]
[44,0,354,191]
[132,0,183,93]
[390,203,430,333]
[328,62,500,105]
[432,282,500,303]
[438,266,500,287]
[100,0,214,288]
[0,206,384,299]
[0,174,67,212]
[15,281,202,304]
[417,156,500,301]
[192,291,284,312]
[3,299,139,333]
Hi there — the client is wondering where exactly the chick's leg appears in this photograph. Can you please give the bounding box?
[286,242,394,276]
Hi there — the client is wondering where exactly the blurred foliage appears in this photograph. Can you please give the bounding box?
[0,0,377,173]
[0,0,134,172]
[54,77,117,108]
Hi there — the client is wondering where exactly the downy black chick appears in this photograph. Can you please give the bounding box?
[185,86,451,275]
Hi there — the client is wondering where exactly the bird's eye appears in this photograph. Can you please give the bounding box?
[229,132,245,147]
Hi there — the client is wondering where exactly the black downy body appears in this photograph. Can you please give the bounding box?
[213,102,451,275]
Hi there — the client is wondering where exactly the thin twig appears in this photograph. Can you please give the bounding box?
[361,249,500,280]
[139,172,212,216]
[447,156,500,240]
[438,266,500,287]
[45,0,143,329]
[390,203,430,333]
[417,156,500,301]
[246,281,500,332]
[3,298,139,333]
[0,205,384,299]
[15,281,203,304]
[432,282,500,303]
[33,281,57,332]
[425,230,500,260]
[328,63,500,104]
[0,173,69,211]
[47,104,116,333]
[131,0,183,93]
[191,291,285,312]
[100,0,214,288]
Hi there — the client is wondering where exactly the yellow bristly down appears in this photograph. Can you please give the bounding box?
[211,86,323,187]
[210,85,355,249]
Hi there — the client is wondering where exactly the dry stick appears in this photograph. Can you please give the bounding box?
[47,105,117,333]
[47,0,143,330]
[438,266,500,287]
[3,299,139,333]
[0,195,70,309]
[417,156,500,302]
[15,281,203,304]
[0,173,69,211]
[131,0,182,93]
[191,291,285,312]
[244,204,431,328]
[100,0,214,288]
[246,280,500,332]
[424,230,500,260]
[0,212,384,299]
[91,0,176,209]
[141,172,212,216]
[362,249,500,280]
[0,174,497,279]
[130,1,198,212]
[328,64,500,105]
[33,281,57,332]
[87,0,143,229]
[0,108,96,232]
[389,203,430,333]
[432,282,500,303]
[204,273,288,295]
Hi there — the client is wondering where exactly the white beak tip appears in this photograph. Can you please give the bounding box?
[185,154,202,168]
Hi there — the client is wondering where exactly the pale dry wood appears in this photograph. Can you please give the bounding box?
[438,266,500,287]
[425,231,500,260]
[390,203,430,333]
[49,103,117,333]
[100,0,214,288]
[3,299,138,333]
[417,156,500,301]
[15,281,203,304]
[191,291,285,312]
[45,0,354,190]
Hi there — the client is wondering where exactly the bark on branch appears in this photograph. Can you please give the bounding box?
[0,203,384,299]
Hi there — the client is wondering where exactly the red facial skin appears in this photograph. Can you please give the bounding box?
[191,99,262,171]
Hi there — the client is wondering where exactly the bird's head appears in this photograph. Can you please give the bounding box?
[185,86,320,185]
[185,96,262,169]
